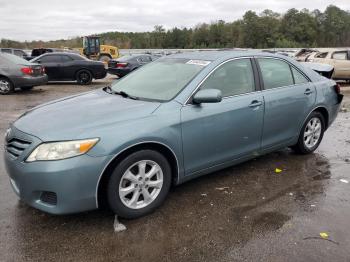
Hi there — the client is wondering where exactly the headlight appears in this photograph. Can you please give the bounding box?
[26,138,99,162]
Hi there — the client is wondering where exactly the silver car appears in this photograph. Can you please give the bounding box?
[0,53,47,95]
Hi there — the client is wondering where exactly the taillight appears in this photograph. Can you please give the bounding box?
[42,67,45,74]
[334,83,341,94]
[21,67,33,75]
[116,62,128,68]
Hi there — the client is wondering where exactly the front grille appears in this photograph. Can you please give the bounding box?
[5,138,32,159]
[40,191,57,205]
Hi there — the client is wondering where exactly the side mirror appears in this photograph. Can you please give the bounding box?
[193,89,222,104]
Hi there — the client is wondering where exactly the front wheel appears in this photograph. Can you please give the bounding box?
[291,111,325,154]
[76,70,92,85]
[107,150,171,219]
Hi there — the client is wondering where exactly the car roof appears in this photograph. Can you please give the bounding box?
[168,50,284,61]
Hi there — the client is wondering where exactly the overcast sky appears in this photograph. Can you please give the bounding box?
[0,0,349,41]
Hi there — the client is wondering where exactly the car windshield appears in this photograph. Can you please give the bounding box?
[1,53,31,65]
[111,58,209,101]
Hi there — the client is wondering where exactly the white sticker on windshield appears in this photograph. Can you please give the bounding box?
[186,60,211,66]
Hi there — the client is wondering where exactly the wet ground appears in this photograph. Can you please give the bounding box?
[0,79,349,262]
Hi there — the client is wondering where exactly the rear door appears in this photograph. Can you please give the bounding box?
[256,57,316,150]
[38,55,63,80]
[60,55,77,80]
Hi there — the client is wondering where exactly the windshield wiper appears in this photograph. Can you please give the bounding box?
[113,90,139,100]
[103,85,113,94]
[103,86,139,100]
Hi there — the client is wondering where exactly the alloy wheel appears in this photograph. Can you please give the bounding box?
[118,160,163,209]
[303,117,322,149]
[0,80,10,93]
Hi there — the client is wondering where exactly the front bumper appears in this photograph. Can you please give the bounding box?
[11,74,48,88]
[4,127,112,214]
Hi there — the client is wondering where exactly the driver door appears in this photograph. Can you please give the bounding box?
[181,58,264,175]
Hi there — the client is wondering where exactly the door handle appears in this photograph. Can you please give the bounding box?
[304,88,313,95]
[249,100,263,108]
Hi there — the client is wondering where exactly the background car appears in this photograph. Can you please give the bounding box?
[31,52,107,85]
[0,53,47,95]
[108,54,158,77]
[309,49,350,81]
[1,48,29,59]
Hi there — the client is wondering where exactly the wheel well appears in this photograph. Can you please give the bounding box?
[0,75,14,86]
[314,107,329,129]
[96,142,179,209]
[75,69,92,79]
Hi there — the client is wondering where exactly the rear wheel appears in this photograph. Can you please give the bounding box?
[76,70,92,85]
[0,77,14,95]
[107,150,171,219]
[291,111,325,154]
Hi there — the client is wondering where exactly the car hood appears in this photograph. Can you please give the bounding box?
[14,89,161,141]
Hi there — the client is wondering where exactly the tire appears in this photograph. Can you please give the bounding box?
[20,86,33,91]
[291,111,325,154]
[76,70,92,85]
[0,77,14,95]
[107,150,171,219]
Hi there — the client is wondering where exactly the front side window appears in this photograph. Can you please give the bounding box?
[258,58,294,89]
[315,52,328,58]
[332,52,348,60]
[200,59,255,97]
[111,58,207,101]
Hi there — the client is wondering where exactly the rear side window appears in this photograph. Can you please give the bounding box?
[315,52,328,58]
[61,55,73,62]
[201,59,255,97]
[291,67,309,84]
[258,58,294,89]
[14,50,26,57]
[39,55,61,63]
[332,52,348,60]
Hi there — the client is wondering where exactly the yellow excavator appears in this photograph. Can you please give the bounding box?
[78,36,119,63]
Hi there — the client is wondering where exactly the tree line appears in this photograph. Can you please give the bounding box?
[1,5,349,50]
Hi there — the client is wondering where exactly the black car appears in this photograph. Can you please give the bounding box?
[108,54,157,77]
[0,53,47,95]
[31,53,107,85]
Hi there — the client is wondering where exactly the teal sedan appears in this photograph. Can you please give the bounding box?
[4,51,343,218]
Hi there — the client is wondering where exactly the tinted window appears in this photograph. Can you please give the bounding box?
[14,50,26,57]
[291,67,309,84]
[61,55,73,62]
[201,59,255,97]
[39,55,62,63]
[332,52,348,60]
[1,49,12,54]
[258,58,294,89]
